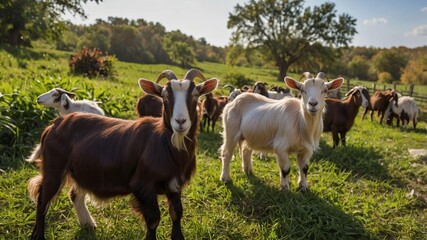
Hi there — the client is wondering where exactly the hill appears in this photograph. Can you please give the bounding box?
[0,45,426,239]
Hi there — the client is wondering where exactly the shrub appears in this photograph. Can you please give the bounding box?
[377,71,393,83]
[69,48,116,79]
[223,72,255,87]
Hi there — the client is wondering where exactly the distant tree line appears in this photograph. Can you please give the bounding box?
[1,0,426,84]
[55,17,226,67]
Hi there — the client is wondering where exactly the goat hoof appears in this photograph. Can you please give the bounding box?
[296,185,309,192]
[220,176,231,183]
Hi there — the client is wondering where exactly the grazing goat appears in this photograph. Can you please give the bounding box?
[219,72,343,191]
[270,85,292,97]
[253,81,290,99]
[37,88,105,116]
[323,86,370,148]
[27,69,218,240]
[362,88,398,124]
[200,93,228,132]
[385,96,419,129]
[224,85,242,102]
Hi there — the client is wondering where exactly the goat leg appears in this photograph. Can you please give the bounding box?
[133,191,160,240]
[167,191,184,240]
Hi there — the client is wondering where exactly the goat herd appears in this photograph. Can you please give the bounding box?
[27,69,419,240]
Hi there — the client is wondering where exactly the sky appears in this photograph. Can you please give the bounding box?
[63,0,427,48]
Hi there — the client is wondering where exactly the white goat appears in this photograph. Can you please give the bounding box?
[37,88,105,116]
[384,96,419,129]
[220,72,343,191]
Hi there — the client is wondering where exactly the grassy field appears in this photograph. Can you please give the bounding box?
[1,45,427,239]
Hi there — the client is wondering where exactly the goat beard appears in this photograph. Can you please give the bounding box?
[171,132,191,153]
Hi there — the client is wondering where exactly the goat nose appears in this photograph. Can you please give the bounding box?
[309,101,318,107]
[175,118,186,125]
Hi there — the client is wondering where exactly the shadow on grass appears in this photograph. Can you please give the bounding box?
[313,139,394,182]
[197,131,223,158]
[225,176,374,239]
[73,226,97,240]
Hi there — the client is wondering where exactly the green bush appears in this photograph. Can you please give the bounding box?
[223,72,255,88]
[69,48,117,79]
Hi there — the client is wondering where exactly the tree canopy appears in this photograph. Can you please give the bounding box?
[228,0,357,80]
[0,0,102,46]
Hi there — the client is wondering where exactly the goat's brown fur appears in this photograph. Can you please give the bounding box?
[27,69,218,240]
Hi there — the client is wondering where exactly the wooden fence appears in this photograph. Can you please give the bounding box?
[341,79,427,108]
[338,79,427,122]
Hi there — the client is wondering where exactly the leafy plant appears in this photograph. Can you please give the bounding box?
[69,47,117,79]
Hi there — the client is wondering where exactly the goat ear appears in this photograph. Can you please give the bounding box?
[284,77,301,90]
[61,94,70,110]
[139,78,163,97]
[57,88,76,99]
[197,78,218,96]
[326,78,344,91]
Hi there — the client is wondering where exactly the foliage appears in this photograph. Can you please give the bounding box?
[69,47,116,79]
[223,72,256,87]
[228,0,357,80]
[401,57,427,85]
[371,49,408,81]
[0,0,102,46]
[377,71,393,83]
[56,18,225,66]
[347,56,370,80]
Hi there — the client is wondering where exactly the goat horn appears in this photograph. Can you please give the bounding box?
[184,69,206,82]
[299,72,313,81]
[223,85,235,90]
[156,70,177,83]
[316,72,328,80]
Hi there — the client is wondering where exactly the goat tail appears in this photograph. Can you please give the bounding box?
[28,175,43,203]
[26,144,43,167]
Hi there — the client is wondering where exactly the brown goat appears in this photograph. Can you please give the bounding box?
[362,88,398,124]
[323,86,370,148]
[200,93,228,132]
[27,69,218,240]
[136,94,162,117]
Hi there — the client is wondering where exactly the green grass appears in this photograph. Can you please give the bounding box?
[1,45,427,239]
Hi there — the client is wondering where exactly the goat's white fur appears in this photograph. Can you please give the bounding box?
[266,90,292,99]
[37,88,104,116]
[220,74,343,191]
[384,96,418,128]
[228,89,242,102]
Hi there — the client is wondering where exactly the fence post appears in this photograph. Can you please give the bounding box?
[393,82,397,90]
[409,84,414,97]
[372,83,376,94]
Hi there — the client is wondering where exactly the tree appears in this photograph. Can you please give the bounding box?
[401,57,427,85]
[348,56,370,80]
[0,0,102,46]
[228,0,357,80]
[371,49,408,81]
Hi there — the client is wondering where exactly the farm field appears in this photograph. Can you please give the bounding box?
[1,45,427,239]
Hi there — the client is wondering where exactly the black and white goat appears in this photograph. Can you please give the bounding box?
[37,88,104,116]
[253,81,291,99]
[385,96,419,129]
[27,69,218,240]
[220,72,343,191]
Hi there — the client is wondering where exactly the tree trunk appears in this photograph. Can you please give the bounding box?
[276,58,289,81]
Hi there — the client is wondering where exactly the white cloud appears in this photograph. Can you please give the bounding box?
[363,17,388,25]
[421,7,427,12]
[405,25,427,37]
